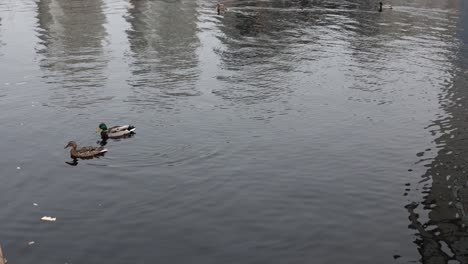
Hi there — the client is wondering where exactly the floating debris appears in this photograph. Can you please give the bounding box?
[17,166,21,170]
[33,203,38,206]
[41,216,56,222]
[28,241,35,246]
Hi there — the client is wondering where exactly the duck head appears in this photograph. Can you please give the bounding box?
[96,123,108,133]
[65,141,77,149]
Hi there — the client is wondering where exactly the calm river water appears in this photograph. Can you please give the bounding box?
[0,0,467,263]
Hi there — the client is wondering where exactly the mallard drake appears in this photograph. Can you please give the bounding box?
[96,123,136,140]
[64,141,107,159]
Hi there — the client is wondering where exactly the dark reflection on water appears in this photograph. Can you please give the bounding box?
[213,0,460,113]
[214,1,297,105]
[0,14,3,98]
[0,16,3,56]
[344,5,459,106]
[125,0,200,110]
[406,1,468,263]
[35,0,110,108]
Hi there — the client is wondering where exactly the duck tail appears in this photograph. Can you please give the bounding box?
[100,148,108,153]
[128,125,136,132]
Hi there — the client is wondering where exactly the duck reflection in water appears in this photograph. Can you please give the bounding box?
[65,159,79,166]
[97,131,136,146]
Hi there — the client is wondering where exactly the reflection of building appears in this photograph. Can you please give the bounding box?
[388,0,458,10]
[35,0,108,107]
[0,17,3,98]
[214,1,297,104]
[457,1,468,69]
[406,2,468,263]
[0,17,3,57]
[125,0,200,109]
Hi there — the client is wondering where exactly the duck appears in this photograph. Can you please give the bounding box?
[64,141,107,159]
[379,2,392,11]
[96,123,136,140]
[216,3,226,15]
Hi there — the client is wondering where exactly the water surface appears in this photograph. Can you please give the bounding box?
[0,0,467,263]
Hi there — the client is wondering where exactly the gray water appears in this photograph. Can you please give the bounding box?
[0,0,467,263]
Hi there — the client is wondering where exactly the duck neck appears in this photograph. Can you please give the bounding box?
[70,145,77,151]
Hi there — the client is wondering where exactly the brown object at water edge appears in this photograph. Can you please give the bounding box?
[0,245,6,264]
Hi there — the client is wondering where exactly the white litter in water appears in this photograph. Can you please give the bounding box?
[28,241,35,245]
[33,203,38,206]
[17,166,21,170]
[41,216,56,222]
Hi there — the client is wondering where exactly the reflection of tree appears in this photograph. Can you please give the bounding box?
[35,0,108,108]
[125,0,200,109]
[406,2,468,263]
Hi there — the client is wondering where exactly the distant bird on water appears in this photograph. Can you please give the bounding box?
[379,2,392,12]
[217,3,226,15]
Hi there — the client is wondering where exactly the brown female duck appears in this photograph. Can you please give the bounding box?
[64,141,107,159]
[216,3,226,15]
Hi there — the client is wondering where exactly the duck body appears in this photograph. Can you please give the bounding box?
[65,141,107,159]
[97,123,136,140]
